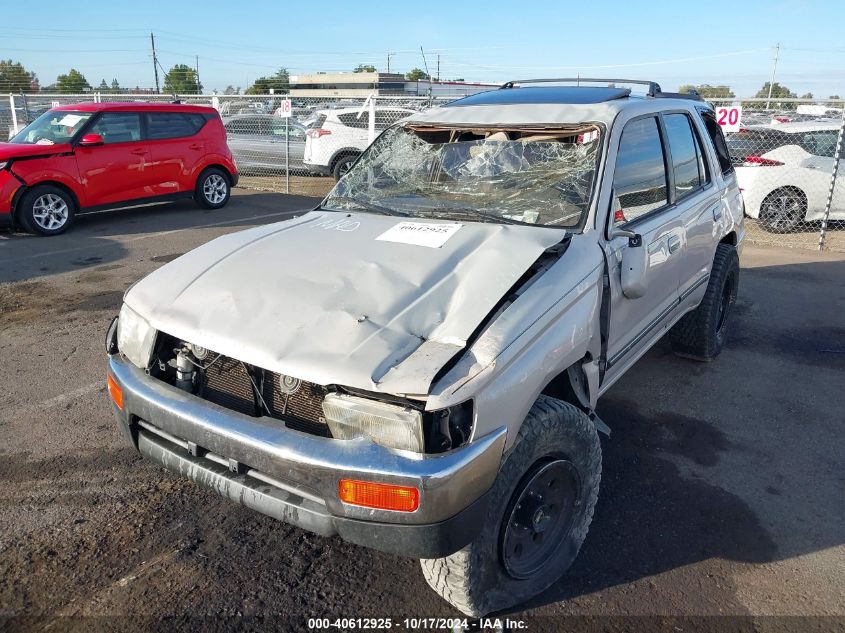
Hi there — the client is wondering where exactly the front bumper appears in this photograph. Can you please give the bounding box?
[108,355,505,558]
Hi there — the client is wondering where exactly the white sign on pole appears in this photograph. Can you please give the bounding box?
[715,106,742,133]
[276,99,293,118]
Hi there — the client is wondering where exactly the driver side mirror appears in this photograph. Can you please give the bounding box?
[609,226,648,299]
[78,133,104,147]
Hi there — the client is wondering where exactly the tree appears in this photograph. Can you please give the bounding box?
[354,64,377,73]
[223,85,241,95]
[753,81,797,110]
[56,68,91,93]
[163,64,201,94]
[677,84,734,99]
[246,68,289,94]
[406,68,430,81]
[111,78,121,93]
[800,92,813,100]
[0,59,38,93]
[98,78,109,91]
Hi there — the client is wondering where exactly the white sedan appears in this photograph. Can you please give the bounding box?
[729,121,843,232]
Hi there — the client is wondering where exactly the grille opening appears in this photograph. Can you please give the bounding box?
[149,333,331,437]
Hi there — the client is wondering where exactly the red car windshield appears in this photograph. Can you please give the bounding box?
[9,110,94,145]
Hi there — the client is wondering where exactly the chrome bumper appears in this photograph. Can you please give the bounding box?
[108,356,505,551]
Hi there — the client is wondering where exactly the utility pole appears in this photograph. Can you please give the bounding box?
[195,55,201,94]
[765,43,780,111]
[387,52,395,74]
[436,54,440,82]
[151,32,160,93]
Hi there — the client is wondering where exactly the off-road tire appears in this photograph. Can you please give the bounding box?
[669,243,739,361]
[332,154,358,181]
[17,184,76,236]
[420,397,601,617]
[195,167,232,209]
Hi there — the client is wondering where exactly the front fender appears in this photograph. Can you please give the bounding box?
[428,237,605,447]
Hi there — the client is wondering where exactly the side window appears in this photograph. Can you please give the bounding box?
[146,112,204,140]
[337,112,368,129]
[612,117,669,225]
[88,112,141,144]
[699,110,734,175]
[801,131,838,158]
[662,113,707,200]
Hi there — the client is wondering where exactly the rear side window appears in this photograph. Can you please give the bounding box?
[146,112,206,140]
[613,116,668,224]
[88,112,142,144]
[662,113,708,200]
[698,110,734,175]
[337,112,368,129]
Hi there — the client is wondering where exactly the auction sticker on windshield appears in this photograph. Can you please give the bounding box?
[376,222,462,248]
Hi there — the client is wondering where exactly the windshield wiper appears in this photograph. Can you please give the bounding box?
[413,206,532,226]
[323,195,408,217]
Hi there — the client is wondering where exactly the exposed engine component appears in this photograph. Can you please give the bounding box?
[175,347,196,392]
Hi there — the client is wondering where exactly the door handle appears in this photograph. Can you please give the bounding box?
[130,148,147,156]
[712,206,723,221]
[668,235,682,254]
[188,143,203,150]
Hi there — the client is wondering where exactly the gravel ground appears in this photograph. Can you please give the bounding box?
[0,190,843,632]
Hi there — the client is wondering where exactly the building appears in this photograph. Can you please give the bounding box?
[289,72,498,98]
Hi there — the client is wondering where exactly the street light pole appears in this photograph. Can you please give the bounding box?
[765,43,780,111]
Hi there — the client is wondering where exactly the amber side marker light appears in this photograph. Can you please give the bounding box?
[338,479,419,512]
[107,374,124,410]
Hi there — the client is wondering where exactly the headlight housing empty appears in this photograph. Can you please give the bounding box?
[321,393,424,453]
[117,303,156,369]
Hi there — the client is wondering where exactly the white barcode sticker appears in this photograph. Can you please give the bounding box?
[376,222,462,248]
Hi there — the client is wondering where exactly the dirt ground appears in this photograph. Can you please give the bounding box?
[0,190,843,632]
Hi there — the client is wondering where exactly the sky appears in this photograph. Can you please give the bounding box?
[2,0,844,97]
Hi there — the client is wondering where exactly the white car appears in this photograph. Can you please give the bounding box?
[303,106,416,179]
[730,121,844,232]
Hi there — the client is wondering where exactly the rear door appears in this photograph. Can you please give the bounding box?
[145,111,207,195]
[74,111,153,205]
[661,112,721,303]
[602,115,684,384]
[800,129,845,215]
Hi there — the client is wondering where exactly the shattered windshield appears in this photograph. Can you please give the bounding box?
[323,124,602,227]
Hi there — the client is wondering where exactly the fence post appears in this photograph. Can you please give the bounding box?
[818,112,845,251]
[9,94,18,136]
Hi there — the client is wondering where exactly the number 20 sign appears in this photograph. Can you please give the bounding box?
[715,106,742,133]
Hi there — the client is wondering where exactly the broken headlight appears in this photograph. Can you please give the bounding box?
[117,303,156,370]
[321,393,425,453]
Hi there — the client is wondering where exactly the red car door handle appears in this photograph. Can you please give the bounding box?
[130,148,147,155]
[188,143,202,150]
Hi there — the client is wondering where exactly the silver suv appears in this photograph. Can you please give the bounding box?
[105,79,744,616]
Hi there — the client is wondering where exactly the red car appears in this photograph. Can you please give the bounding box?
[0,102,238,235]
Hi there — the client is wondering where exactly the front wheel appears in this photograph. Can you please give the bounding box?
[18,185,76,236]
[420,397,601,617]
[195,168,231,209]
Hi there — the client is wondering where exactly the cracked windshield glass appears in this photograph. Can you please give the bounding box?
[324,124,602,227]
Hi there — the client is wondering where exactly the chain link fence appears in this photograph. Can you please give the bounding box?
[4,92,844,250]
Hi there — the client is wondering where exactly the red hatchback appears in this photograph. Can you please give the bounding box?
[0,102,238,235]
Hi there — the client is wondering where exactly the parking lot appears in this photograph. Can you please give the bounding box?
[1,190,843,631]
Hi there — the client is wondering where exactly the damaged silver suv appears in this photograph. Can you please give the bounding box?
[105,79,744,616]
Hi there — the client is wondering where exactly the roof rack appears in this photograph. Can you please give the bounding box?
[500,78,705,102]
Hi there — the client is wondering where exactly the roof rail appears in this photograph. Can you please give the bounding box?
[501,78,662,97]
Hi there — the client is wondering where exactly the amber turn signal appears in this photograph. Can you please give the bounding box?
[107,374,124,410]
[338,479,419,512]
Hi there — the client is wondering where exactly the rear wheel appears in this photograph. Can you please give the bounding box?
[18,185,76,236]
[332,154,358,181]
[758,187,806,233]
[669,243,740,361]
[420,397,601,617]
[195,167,231,209]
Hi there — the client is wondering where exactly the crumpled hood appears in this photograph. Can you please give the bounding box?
[126,210,565,396]
[0,142,72,160]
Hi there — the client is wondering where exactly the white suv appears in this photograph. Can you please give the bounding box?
[303,105,416,179]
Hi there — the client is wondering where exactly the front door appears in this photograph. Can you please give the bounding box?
[602,115,683,386]
[74,112,153,206]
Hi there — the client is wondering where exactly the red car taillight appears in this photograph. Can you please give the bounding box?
[742,155,784,167]
[306,128,331,138]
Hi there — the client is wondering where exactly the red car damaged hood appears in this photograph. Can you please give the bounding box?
[0,142,73,160]
[125,210,566,397]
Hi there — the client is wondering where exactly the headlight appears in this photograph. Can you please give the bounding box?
[0,161,8,170]
[117,303,156,369]
[321,393,424,453]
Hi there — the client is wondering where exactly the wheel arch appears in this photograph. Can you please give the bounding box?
[12,180,81,223]
[329,148,361,173]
